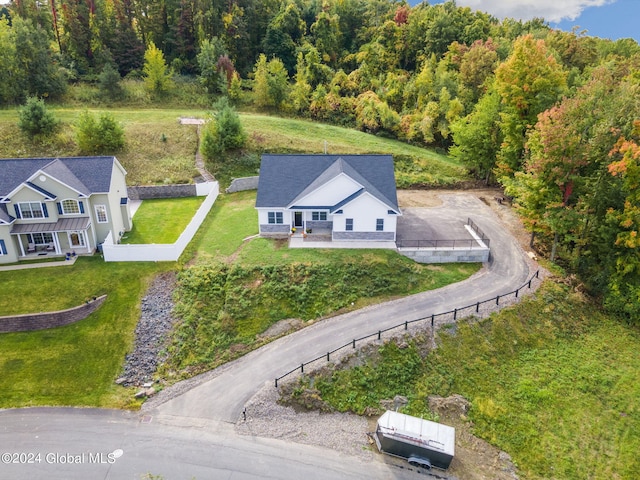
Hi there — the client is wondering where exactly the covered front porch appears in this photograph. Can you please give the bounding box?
[11,217,94,260]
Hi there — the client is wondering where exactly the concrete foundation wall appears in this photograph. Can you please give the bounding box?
[398,247,490,264]
[0,295,107,333]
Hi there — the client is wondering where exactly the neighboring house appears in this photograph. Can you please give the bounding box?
[0,156,132,264]
[256,154,401,241]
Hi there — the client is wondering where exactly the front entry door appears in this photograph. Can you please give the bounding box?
[294,211,303,228]
[69,231,85,247]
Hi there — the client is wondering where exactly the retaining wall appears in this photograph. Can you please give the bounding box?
[0,295,107,333]
[398,247,490,264]
[128,184,197,200]
[226,176,259,193]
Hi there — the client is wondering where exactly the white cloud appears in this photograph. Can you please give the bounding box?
[452,0,615,23]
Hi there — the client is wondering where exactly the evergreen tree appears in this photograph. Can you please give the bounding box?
[18,97,59,136]
[200,97,247,159]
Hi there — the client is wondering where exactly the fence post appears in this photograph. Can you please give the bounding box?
[476,301,480,313]
[327,352,330,362]
[536,270,539,279]
[431,314,434,328]
[454,308,457,320]
[515,288,519,298]
[496,295,500,305]
[405,321,408,330]
[352,339,356,348]
[275,378,278,388]
[301,363,304,374]
[378,330,381,340]
[528,279,532,288]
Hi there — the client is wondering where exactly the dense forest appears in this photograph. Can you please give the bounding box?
[1,0,639,321]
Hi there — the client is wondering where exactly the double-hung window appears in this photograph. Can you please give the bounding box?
[346,218,353,231]
[268,211,283,224]
[312,211,327,221]
[18,202,44,219]
[376,219,384,231]
[95,205,108,223]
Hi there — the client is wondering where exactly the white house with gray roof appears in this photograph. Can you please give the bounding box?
[256,154,401,242]
[0,156,131,264]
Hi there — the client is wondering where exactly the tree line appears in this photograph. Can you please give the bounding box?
[1,0,639,321]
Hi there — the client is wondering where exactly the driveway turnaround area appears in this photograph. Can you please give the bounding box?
[1,193,534,479]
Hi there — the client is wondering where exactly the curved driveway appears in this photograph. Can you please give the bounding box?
[0,193,531,480]
[153,194,531,424]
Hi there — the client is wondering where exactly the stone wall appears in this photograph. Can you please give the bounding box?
[0,295,107,333]
[259,224,290,236]
[333,231,396,241]
[226,176,259,193]
[127,184,197,200]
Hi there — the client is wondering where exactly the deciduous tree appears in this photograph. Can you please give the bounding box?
[494,35,567,181]
[143,41,173,95]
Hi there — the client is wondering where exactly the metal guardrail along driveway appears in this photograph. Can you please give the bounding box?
[275,270,540,387]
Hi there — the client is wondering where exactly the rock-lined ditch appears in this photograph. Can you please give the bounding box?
[117,272,177,389]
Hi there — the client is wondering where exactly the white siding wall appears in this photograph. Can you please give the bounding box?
[257,208,291,226]
[293,174,361,207]
[333,193,397,233]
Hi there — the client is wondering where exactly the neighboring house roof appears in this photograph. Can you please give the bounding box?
[256,154,400,212]
[0,156,118,201]
[0,204,14,224]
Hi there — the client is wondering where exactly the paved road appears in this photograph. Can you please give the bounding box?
[153,194,531,424]
[0,408,416,480]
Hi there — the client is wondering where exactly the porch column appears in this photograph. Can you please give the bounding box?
[18,235,25,257]
[53,233,61,254]
[84,228,92,253]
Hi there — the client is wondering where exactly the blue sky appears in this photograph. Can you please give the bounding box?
[422,0,639,43]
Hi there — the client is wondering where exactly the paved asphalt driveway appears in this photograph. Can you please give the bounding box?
[0,193,533,479]
[153,193,531,424]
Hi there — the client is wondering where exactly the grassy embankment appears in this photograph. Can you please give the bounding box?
[0,108,466,188]
[290,279,640,480]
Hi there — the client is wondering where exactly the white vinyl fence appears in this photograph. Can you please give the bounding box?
[102,182,219,262]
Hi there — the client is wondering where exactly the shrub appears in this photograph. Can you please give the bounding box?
[17,97,59,136]
[75,111,125,154]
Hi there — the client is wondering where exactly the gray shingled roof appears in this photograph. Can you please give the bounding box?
[255,154,399,211]
[0,204,13,224]
[0,156,116,200]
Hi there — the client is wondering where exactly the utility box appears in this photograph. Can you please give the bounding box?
[374,410,455,470]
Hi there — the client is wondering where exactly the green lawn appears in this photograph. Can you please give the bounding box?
[0,257,169,408]
[121,197,205,244]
